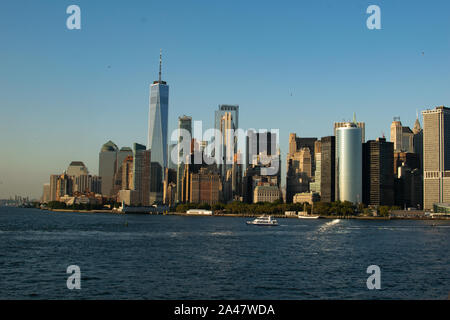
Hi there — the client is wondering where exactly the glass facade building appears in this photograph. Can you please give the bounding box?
[335,124,362,204]
[147,52,169,196]
[148,81,169,170]
[177,116,192,202]
[99,140,118,197]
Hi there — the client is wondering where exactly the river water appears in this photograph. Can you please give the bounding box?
[0,207,448,299]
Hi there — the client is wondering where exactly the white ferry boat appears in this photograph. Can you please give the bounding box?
[246,215,279,226]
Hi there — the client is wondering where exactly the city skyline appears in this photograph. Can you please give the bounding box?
[2,1,450,198]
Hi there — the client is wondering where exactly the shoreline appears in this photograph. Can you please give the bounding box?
[42,209,450,220]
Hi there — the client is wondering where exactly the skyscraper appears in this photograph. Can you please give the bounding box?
[390,117,414,153]
[132,143,151,206]
[218,111,237,177]
[319,136,335,203]
[177,115,192,202]
[41,184,50,203]
[310,141,321,194]
[336,123,362,204]
[422,106,450,210]
[334,114,365,143]
[148,50,169,179]
[413,115,423,172]
[362,137,394,206]
[168,143,177,170]
[215,105,239,137]
[286,133,317,202]
[49,174,59,201]
[117,147,133,172]
[214,105,239,176]
[99,140,118,197]
[246,130,277,166]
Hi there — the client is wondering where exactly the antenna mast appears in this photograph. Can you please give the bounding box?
[159,49,162,82]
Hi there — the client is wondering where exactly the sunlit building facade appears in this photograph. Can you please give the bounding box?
[336,123,362,204]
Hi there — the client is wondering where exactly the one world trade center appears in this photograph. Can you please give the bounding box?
[147,50,169,174]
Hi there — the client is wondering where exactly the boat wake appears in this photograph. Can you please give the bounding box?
[317,219,341,233]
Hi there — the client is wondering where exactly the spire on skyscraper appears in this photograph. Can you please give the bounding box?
[413,111,422,134]
[159,49,162,82]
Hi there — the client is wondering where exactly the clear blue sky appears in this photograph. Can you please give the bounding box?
[1,0,449,198]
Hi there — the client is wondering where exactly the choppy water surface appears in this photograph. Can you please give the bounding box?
[0,207,448,299]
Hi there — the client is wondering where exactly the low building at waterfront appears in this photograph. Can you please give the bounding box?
[293,192,320,205]
[253,185,281,203]
[117,190,140,206]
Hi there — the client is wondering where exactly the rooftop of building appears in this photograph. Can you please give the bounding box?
[68,161,86,167]
[101,140,118,152]
[152,80,167,85]
[402,126,413,134]
[218,104,239,110]
[422,105,450,113]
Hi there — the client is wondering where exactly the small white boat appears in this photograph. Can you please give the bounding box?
[298,215,320,219]
[246,215,279,226]
[298,212,320,219]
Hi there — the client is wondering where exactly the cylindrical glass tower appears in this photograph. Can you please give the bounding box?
[336,123,362,204]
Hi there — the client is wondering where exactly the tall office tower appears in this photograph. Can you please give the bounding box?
[176,115,192,202]
[111,148,132,197]
[232,152,243,200]
[393,152,420,176]
[168,144,177,170]
[413,115,423,172]
[319,136,336,202]
[133,143,151,206]
[310,141,322,194]
[215,105,239,137]
[56,173,73,200]
[334,114,365,142]
[117,147,132,172]
[286,133,317,202]
[214,105,239,173]
[41,184,50,203]
[246,130,277,166]
[422,106,450,210]
[336,123,362,204]
[390,117,414,152]
[394,163,423,209]
[163,167,177,206]
[99,140,118,197]
[218,112,236,177]
[288,134,317,162]
[362,138,394,206]
[49,174,59,201]
[147,50,169,182]
[120,156,134,190]
[390,118,402,152]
